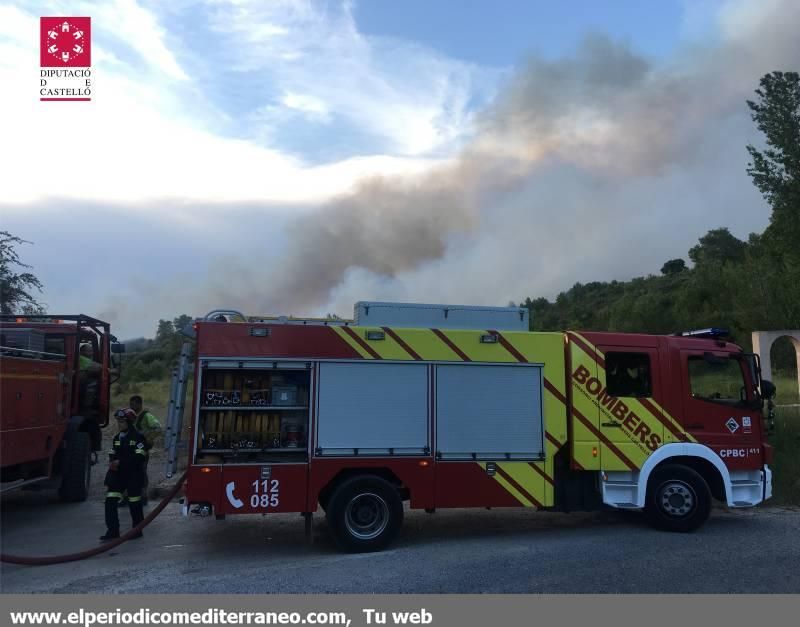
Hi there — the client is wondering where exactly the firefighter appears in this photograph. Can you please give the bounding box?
[78,344,101,404]
[129,395,162,504]
[79,342,119,375]
[609,359,648,397]
[100,408,147,541]
[78,343,103,453]
[79,343,101,371]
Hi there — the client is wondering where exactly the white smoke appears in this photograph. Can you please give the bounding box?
[10,0,800,337]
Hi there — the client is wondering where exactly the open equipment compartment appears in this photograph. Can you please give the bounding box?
[195,361,311,464]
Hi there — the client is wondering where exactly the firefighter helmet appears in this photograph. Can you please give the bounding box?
[114,408,137,423]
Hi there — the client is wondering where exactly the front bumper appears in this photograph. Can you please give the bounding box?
[764,464,773,501]
[728,465,772,508]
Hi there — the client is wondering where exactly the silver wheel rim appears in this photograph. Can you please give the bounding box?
[344,493,389,540]
[657,480,696,517]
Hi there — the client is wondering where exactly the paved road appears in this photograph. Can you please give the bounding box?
[2,486,799,593]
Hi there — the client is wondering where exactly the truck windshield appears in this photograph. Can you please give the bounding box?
[688,355,747,405]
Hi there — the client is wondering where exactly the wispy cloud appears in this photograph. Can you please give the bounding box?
[200,0,496,157]
[281,91,331,121]
[1,0,484,208]
[90,0,189,80]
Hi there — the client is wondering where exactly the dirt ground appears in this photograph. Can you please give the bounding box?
[3,490,799,593]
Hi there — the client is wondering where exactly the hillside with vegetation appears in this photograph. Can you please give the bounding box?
[113,315,194,395]
[520,225,799,377]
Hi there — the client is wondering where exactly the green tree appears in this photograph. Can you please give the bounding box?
[155,319,175,343]
[660,259,687,275]
[746,71,800,248]
[173,314,193,335]
[115,314,195,392]
[688,228,747,267]
[746,71,800,327]
[0,231,45,315]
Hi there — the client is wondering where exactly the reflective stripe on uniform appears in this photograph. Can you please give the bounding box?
[135,448,146,455]
[106,491,123,499]
[128,496,142,502]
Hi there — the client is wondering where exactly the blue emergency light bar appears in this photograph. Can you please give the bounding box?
[678,327,730,338]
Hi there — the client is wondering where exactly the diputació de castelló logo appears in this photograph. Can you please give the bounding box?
[40,17,92,101]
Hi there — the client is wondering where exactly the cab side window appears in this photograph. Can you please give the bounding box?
[606,352,652,397]
[688,356,745,403]
[44,337,65,355]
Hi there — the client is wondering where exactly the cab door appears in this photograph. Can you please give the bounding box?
[593,346,665,470]
[568,334,601,471]
[680,350,762,468]
[568,336,661,471]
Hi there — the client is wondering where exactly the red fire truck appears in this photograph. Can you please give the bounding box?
[182,302,774,552]
[0,315,124,501]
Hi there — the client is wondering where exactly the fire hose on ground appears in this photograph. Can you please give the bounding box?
[0,472,187,566]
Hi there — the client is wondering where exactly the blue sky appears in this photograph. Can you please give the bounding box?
[354,0,692,65]
[0,0,796,339]
[141,0,716,163]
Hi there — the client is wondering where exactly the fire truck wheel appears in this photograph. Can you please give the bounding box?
[326,476,404,552]
[59,432,92,502]
[645,464,711,533]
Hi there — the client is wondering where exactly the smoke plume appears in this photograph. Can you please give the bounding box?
[21,0,798,336]
[228,0,799,319]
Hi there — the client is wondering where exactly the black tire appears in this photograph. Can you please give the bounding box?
[59,432,92,502]
[645,464,711,532]
[325,475,403,552]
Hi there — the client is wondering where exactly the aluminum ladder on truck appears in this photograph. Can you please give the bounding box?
[163,309,244,477]
[164,341,192,479]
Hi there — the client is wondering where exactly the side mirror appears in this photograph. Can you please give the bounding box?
[111,343,126,354]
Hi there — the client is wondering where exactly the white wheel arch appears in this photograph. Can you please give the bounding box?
[635,443,732,508]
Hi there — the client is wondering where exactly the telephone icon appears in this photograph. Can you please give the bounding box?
[225,481,244,508]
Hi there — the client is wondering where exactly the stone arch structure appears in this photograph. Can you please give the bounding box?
[751,331,800,399]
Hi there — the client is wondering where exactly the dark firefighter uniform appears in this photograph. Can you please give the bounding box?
[101,412,147,541]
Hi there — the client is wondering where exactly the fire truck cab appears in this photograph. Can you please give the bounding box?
[183,303,773,552]
[0,314,124,501]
